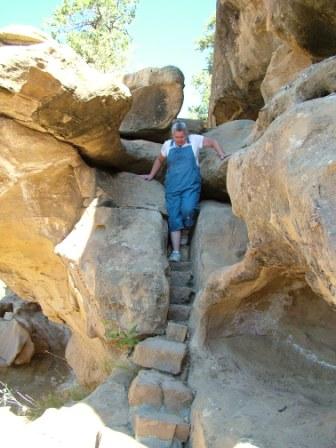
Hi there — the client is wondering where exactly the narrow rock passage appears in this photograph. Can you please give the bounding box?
[130,244,195,448]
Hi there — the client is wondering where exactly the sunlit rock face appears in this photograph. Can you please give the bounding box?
[191,57,336,448]
[0,25,132,166]
[209,0,334,126]
[209,0,279,125]
[260,43,312,103]
[196,72,336,343]
[0,120,169,383]
[264,0,336,58]
[199,120,255,200]
[256,56,336,137]
[0,28,169,385]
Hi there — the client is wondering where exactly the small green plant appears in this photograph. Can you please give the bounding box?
[105,324,139,350]
[26,385,92,420]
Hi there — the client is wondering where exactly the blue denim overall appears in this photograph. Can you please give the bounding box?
[165,138,201,232]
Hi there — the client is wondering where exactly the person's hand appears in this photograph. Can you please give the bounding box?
[139,174,153,181]
[219,153,230,161]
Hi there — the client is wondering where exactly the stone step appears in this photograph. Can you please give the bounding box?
[167,305,191,322]
[170,286,195,304]
[137,437,182,448]
[132,337,187,375]
[166,322,188,343]
[129,369,193,412]
[134,409,190,443]
[180,245,190,262]
[169,271,193,288]
[169,261,192,272]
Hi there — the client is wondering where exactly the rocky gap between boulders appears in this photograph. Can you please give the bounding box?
[2,8,336,446]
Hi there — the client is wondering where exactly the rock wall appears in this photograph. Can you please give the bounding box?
[191,201,248,292]
[0,27,170,385]
[192,59,336,448]
[208,0,328,126]
[209,0,279,125]
[196,57,336,344]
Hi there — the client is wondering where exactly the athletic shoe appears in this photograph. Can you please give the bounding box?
[168,251,181,262]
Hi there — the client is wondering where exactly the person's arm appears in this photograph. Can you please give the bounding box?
[139,153,166,181]
[203,137,229,160]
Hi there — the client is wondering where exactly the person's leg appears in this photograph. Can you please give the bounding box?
[170,230,181,252]
[180,186,201,230]
[166,192,183,256]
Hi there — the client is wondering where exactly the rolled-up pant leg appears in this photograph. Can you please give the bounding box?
[166,191,184,232]
[181,186,201,229]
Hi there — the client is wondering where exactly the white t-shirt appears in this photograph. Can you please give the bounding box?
[160,134,204,166]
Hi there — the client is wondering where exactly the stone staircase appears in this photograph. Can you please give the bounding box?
[129,245,194,447]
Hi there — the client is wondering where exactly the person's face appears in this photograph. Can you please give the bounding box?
[173,131,187,146]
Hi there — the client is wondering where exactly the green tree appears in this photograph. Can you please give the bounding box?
[188,15,215,121]
[47,0,138,72]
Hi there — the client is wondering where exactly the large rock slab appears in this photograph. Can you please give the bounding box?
[191,201,248,292]
[257,56,336,137]
[209,0,279,126]
[121,139,162,173]
[96,171,167,215]
[0,27,132,166]
[264,0,336,58]
[120,66,184,142]
[194,70,336,347]
[84,362,137,434]
[260,43,312,103]
[0,116,169,384]
[191,107,336,447]
[0,319,34,366]
[56,202,169,383]
[0,116,94,318]
[200,120,255,199]
[0,292,69,354]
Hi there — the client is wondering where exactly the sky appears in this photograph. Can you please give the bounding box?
[0,0,216,115]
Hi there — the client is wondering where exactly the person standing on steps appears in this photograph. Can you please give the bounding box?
[140,120,229,262]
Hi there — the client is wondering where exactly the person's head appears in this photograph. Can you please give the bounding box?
[171,120,188,146]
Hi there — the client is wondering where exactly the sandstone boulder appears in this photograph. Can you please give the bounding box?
[0,292,69,354]
[190,89,336,448]
[200,120,255,199]
[84,362,137,434]
[264,0,336,58]
[0,114,169,384]
[96,171,167,215]
[0,25,49,45]
[194,71,336,346]
[0,28,132,166]
[191,201,248,292]
[120,66,184,141]
[257,56,336,137]
[209,0,279,126]
[56,202,169,338]
[0,319,34,366]
[260,43,312,103]
[121,139,162,174]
